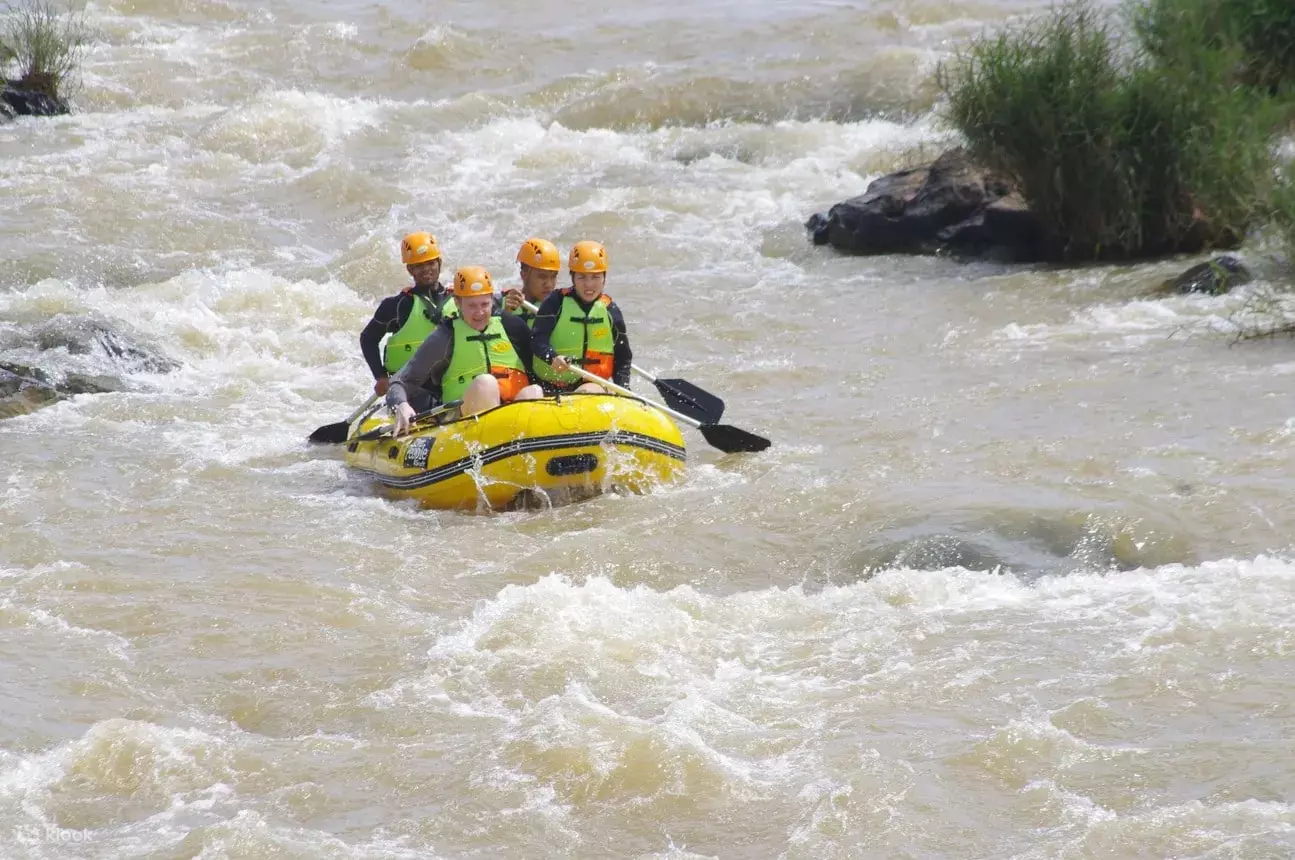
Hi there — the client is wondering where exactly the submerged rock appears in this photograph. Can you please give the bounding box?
[1161,255,1252,295]
[807,147,1046,262]
[0,360,120,419]
[0,365,64,419]
[849,533,1011,575]
[28,316,180,374]
[845,509,1197,582]
[0,316,178,420]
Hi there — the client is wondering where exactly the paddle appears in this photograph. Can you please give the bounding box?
[630,366,725,425]
[309,392,380,444]
[351,399,463,442]
[565,365,770,454]
[517,298,725,424]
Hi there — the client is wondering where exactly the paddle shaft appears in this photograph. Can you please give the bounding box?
[566,365,704,430]
[517,295,769,451]
[345,393,381,426]
[308,392,383,443]
[629,365,661,386]
[517,297,680,396]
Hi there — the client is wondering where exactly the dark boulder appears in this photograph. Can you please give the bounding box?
[806,147,1047,261]
[0,85,70,119]
[935,191,1044,262]
[808,148,1248,263]
[1161,255,1252,295]
[0,364,64,419]
[0,360,121,420]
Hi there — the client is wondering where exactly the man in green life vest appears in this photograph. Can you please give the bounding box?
[530,240,633,394]
[387,265,543,433]
[360,231,455,396]
[502,237,561,327]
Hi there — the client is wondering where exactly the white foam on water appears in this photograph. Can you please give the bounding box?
[0,596,134,659]
[985,278,1282,354]
[378,112,948,266]
[0,268,378,467]
[0,560,85,584]
[0,719,236,826]
[194,89,393,169]
[1008,794,1295,860]
[635,842,719,860]
[0,716,447,858]
[412,23,460,49]
[327,557,1295,850]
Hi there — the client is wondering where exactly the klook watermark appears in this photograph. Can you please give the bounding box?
[16,823,93,844]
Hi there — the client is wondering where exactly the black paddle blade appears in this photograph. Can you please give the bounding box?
[699,423,771,453]
[308,421,351,444]
[654,377,725,425]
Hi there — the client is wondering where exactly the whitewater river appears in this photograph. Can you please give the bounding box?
[3,0,1295,856]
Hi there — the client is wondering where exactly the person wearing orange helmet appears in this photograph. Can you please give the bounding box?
[387,266,543,432]
[502,237,561,327]
[360,231,453,397]
[530,240,632,395]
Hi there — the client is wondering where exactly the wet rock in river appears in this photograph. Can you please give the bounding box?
[806,147,1047,262]
[0,85,70,121]
[30,316,180,373]
[0,316,179,420]
[0,364,64,419]
[1160,255,1252,295]
[807,147,1243,263]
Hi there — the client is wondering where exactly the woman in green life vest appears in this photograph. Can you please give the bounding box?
[530,240,633,394]
[387,266,544,434]
[359,231,455,396]
[503,237,560,327]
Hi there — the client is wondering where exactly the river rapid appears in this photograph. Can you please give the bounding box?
[3,0,1295,857]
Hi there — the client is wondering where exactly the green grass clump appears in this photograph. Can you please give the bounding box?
[1,0,89,103]
[937,0,1285,262]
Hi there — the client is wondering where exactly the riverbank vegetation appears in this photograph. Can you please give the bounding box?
[1,0,88,106]
[936,0,1295,264]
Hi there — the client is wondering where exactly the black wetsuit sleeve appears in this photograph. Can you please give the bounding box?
[529,291,566,364]
[386,321,453,408]
[359,294,413,380]
[608,301,632,387]
[501,313,537,383]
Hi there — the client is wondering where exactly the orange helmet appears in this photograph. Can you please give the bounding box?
[453,266,494,297]
[516,237,561,272]
[568,240,607,274]
[401,231,441,265]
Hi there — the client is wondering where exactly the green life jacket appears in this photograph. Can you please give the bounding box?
[533,290,616,386]
[441,317,528,403]
[383,289,450,374]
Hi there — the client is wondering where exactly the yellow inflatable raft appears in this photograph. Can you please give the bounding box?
[342,393,687,511]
